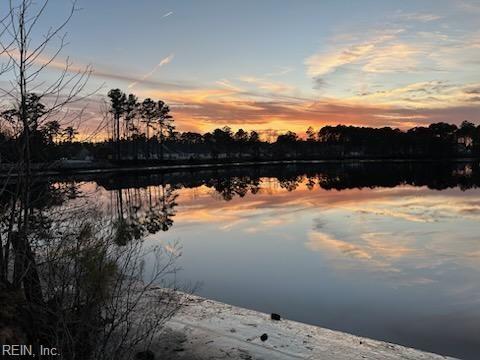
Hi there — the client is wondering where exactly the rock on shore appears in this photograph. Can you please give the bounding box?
[148,293,456,360]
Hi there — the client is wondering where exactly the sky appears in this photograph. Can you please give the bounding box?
[3,0,480,137]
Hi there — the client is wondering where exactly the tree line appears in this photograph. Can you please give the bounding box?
[1,86,479,164]
[104,116,479,161]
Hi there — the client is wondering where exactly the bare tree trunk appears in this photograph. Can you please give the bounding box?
[160,127,164,161]
[146,125,150,160]
[13,2,44,307]
[113,113,120,161]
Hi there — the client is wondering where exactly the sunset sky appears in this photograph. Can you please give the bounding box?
[14,0,480,136]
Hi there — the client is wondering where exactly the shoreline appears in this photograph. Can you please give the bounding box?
[0,157,478,179]
[153,291,456,360]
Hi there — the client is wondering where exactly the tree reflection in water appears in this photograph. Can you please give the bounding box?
[0,177,184,360]
[2,161,479,358]
[111,179,179,246]
[89,161,480,233]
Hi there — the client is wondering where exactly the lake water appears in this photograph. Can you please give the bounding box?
[71,162,480,359]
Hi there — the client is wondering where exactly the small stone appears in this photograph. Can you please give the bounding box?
[135,350,155,360]
[260,333,268,342]
[270,313,281,321]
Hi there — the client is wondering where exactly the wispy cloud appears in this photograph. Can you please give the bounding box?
[0,51,189,91]
[362,43,419,73]
[303,22,480,104]
[304,29,410,77]
[215,79,244,92]
[455,0,480,13]
[307,232,373,260]
[305,43,375,77]
[238,76,295,94]
[393,11,443,23]
[352,80,480,109]
[162,11,174,18]
[305,32,423,78]
[128,54,174,89]
[265,66,294,77]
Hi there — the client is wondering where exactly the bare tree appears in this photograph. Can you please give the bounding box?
[0,4,186,359]
[0,0,92,303]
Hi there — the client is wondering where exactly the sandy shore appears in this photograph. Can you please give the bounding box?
[149,293,456,360]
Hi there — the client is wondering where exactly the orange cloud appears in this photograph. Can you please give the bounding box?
[62,82,480,139]
[4,44,478,138]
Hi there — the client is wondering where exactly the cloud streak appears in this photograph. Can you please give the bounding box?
[305,43,375,77]
[0,51,189,91]
[238,76,295,94]
[393,11,443,22]
[128,53,174,89]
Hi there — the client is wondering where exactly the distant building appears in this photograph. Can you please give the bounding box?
[457,136,473,147]
[73,147,94,161]
[457,135,473,154]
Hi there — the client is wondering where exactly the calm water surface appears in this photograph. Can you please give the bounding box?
[77,162,480,359]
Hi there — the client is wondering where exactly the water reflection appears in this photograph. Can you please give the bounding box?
[0,173,184,359]
[109,184,178,245]
[47,161,480,358]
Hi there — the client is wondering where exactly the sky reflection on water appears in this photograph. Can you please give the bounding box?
[152,183,479,358]
[82,164,480,358]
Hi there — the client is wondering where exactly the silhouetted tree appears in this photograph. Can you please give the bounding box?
[140,98,157,159]
[155,100,174,161]
[108,89,126,160]
[277,131,298,144]
[248,130,261,158]
[43,120,61,144]
[234,128,248,156]
[63,126,78,143]
[306,126,316,142]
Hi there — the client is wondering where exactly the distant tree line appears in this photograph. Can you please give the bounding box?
[1,88,479,165]
[100,117,480,161]
[93,161,480,205]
